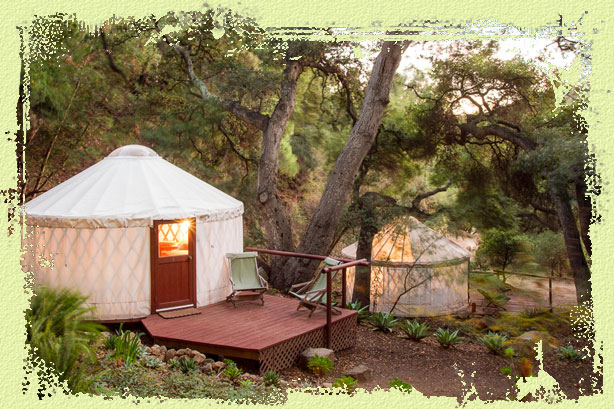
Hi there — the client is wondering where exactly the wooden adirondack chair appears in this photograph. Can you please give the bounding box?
[289,257,342,317]
[478,288,510,312]
[226,252,268,307]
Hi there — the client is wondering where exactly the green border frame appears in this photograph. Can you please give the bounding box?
[2,0,610,407]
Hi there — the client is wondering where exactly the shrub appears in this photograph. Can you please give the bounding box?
[479,331,508,354]
[103,332,118,351]
[399,319,430,341]
[332,376,358,392]
[263,370,280,387]
[500,366,513,376]
[168,358,180,369]
[307,355,334,378]
[559,345,585,362]
[433,328,464,348]
[109,324,143,367]
[179,358,198,374]
[26,286,105,393]
[368,312,398,332]
[389,377,412,393]
[223,365,243,381]
[347,301,370,322]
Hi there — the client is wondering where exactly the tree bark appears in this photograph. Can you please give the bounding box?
[575,180,592,258]
[277,40,409,289]
[551,187,592,304]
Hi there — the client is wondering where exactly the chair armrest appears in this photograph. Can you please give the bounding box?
[290,281,311,293]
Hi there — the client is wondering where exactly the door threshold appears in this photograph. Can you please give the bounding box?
[156,304,194,312]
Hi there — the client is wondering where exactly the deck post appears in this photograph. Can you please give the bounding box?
[341,267,347,309]
[326,268,332,349]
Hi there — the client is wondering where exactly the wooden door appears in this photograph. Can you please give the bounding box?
[151,219,196,312]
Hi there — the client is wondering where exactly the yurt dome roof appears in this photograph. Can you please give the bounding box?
[25,145,243,228]
[341,216,470,266]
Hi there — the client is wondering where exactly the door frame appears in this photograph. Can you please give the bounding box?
[150,218,196,313]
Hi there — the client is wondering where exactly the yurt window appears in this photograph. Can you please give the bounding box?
[158,220,190,257]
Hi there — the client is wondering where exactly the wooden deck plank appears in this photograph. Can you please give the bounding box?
[142,294,356,353]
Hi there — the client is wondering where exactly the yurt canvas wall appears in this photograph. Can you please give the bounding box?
[22,145,243,321]
[341,217,471,317]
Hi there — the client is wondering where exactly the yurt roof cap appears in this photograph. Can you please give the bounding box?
[25,145,243,228]
[341,216,470,266]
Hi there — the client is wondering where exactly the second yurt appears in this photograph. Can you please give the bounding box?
[22,145,244,321]
[341,217,471,317]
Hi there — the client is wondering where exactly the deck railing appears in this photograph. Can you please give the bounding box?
[245,247,369,348]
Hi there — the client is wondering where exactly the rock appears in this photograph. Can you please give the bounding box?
[151,345,161,356]
[176,348,189,357]
[454,311,471,320]
[193,352,206,364]
[201,363,213,374]
[322,382,333,388]
[160,345,167,356]
[345,364,372,382]
[298,348,335,369]
[508,331,558,355]
[165,349,177,362]
[212,361,226,371]
[204,358,215,364]
[145,346,152,354]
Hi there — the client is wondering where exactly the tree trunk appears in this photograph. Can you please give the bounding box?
[258,61,303,288]
[551,187,592,304]
[277,41,409,289]
[575,180,592,258]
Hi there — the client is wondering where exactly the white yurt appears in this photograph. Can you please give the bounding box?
[22,145,244,321]
[341,217,471,317]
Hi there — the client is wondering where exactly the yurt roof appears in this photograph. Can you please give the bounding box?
[340,217,470,266]
[25,145,243,228]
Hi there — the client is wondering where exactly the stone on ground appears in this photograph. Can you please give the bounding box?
[345,364,372,382]
[298,348,335,369]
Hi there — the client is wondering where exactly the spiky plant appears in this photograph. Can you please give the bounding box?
[399,319,430,341]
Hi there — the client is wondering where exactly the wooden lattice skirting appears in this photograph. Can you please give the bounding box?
[258,313,357,373]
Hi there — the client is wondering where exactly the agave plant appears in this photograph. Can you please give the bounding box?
[347,301,370,322]
[179,358,199,374]
[433,328,464,348]
[332,376,358,393]
[398,319,430,341]
[559,345,585,362]
[263,370,281,387]
[26,286,106,393]
[307,355,334,379]
[479,331,508,354]
[368,312,398,332]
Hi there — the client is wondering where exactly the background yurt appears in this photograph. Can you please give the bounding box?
[22,145,244,321]
[341,217,471,317]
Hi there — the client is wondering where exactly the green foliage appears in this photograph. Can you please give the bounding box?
[222,365,243,380]
[500,366,513,376]
[347,301,370,322]
[433,328,464,348]
[532,231,569,276]
[477,228,526,279]
[263,370,280,387]
[26,286,105,393]
[399,319,430,341]
[108,324,143,368]
[168,359,180,369]
[368,312,398,332]
[332,376,358,392]
[504,347,515,358]
[479,331,508,354]
[389,377,412,393]
[103,333,118,351]
[307,355,334,378]
[140,354,163,369]
[559,345,585,362]
[179,358,198,374]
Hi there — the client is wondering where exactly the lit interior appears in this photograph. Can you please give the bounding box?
[158,220,190,257]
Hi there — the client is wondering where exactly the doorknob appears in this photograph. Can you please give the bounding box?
[188,255,193,260]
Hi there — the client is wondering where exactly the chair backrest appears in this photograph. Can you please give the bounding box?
[226,252,263,290]
[306,257,342,302]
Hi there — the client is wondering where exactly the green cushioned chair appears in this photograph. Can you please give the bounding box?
[289,257,343,317]
[478,288,510,311]
[226,252,269,307]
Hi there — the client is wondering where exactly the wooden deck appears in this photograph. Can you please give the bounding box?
[142,294,357,373]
